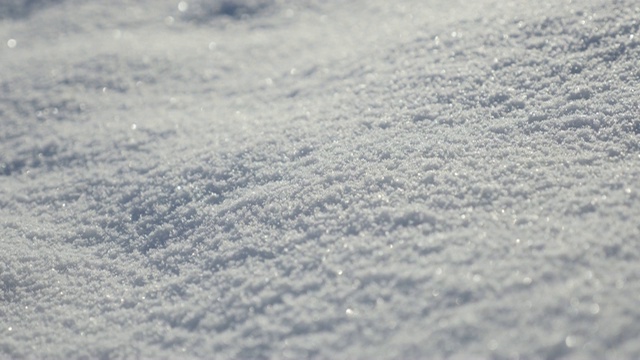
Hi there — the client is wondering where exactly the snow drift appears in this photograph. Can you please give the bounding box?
[1,0,640,358]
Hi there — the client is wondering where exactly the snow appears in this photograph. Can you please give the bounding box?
[1,0,640,358]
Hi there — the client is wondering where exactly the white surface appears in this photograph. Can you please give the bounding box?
[1,0,640,358]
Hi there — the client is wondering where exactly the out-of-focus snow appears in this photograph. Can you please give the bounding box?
[1,0,640,358]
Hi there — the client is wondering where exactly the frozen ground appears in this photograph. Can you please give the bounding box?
[1,0,640,358]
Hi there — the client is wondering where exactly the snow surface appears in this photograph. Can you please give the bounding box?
[2,0,640,358]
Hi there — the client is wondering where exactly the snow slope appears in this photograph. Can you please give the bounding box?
[1,0,640,358]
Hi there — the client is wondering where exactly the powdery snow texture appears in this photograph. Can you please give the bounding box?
[1,0,640,358]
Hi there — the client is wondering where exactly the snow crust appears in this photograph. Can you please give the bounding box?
[1,0,640,358]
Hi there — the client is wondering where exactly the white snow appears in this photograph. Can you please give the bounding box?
[1,0,640,358]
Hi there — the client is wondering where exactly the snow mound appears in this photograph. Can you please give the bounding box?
[2,0,640,358]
